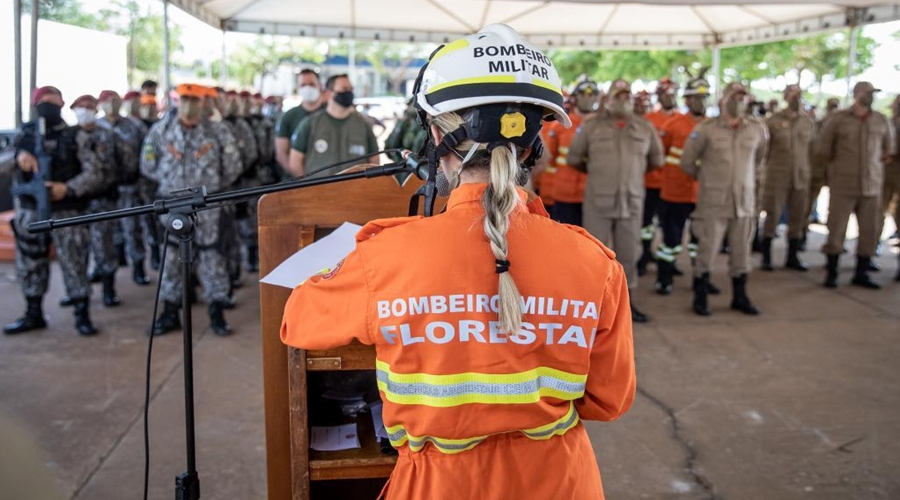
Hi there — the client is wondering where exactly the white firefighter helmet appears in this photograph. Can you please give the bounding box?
[414,24,571,128]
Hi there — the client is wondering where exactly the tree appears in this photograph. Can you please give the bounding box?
[324,41,434,95]
[226,36,325,87]
[98,0,183,87]
[23,0,106,29]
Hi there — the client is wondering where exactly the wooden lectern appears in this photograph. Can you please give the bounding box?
[258,175,424,500]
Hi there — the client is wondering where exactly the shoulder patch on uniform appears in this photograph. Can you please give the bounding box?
[319,258,345,280]
[560,224,617,260]
[357,216,424,242]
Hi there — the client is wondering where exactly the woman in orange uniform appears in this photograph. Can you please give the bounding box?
[281,24,636,500]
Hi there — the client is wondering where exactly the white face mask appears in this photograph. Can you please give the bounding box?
[298,86,321,103]
[74,107,98,126]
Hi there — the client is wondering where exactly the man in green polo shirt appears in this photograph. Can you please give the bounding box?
[288,74,379,177]
[274,68,327,174]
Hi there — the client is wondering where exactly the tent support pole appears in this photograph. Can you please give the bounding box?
[163,0,171,102]
[221,31,228,86]
[349,39,356,87]
[846,23,858,103]
[29,0,38,121]
[712,44,722,104]
[14,0,23,128]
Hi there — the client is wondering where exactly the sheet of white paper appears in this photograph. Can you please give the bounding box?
[309,424,361,451]
[259,222,362,289]
[370,402,389,441]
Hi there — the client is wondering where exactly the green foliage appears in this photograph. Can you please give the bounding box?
[549,30,876,93]
[227,36,326,87]
[98,0,183,87]
[24,0,105,29]
[326,41,435,95]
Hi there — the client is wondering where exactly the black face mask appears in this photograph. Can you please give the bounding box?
[36,102,63,125]
[333,91,355,108]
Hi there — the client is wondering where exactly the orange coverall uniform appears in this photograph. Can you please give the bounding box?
[641,110,672,244]
[656,113,702,264]
[535,121,558,207]
[282,183,636,500]
[544,111,587,225]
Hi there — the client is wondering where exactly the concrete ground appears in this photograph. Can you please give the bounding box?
[0,227,898,500]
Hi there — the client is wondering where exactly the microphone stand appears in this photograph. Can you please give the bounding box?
[30,161,411,500]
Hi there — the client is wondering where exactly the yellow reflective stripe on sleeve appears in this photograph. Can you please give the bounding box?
[385,402,580,454]
[376,360,587,408]
[670,146,684,154]
[427,75,517,94]
[665,155,681,166]
[558,146,569,154]
[555,156,568,166]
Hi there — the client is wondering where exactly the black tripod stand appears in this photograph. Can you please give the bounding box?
[31,160,418,500]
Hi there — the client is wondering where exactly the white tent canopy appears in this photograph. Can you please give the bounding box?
[173,0,900,49]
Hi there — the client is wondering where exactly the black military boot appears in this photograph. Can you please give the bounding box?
[209,301,232,336]
[73,298,98,336]
[247,245,260,273]
[4,296,47,334]
[707,280,721,295]
[150,245,161,271]
[151,301,181,336]
[824,254,840,288]
[867,259,881,272]
[101,274,121,307]
[730,274,760,315]
[760,237,774,271]
[655,260,673,295]
[59,296,75,307]
[692,273,711,316]
[132,259,151,286]
[751,230,762,254]
[895,255,900,282]
[116,242,128,267]
[631,303,649,323]
[785,238,809,271]
[637,241,654,277]
[851,256,880,289]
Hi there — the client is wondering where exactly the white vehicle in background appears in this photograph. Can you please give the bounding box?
[355,96,407,121]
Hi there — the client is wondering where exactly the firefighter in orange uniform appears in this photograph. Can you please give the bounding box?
[541,79,600,226]
[639,78,679,276]
[533,92,571,209]
[281,24,635,500]
[653,77,719,295]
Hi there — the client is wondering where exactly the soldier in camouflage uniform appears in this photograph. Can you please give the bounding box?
[221,90,258,296]
[70,95,122,307]
[97,90,152,286]
[141,84,243,336]
[5,87,108,336]
[123,90,163,270]
[242,92,276,272]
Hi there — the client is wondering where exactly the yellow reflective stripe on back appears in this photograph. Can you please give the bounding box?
[555,157,568,166]
[670,146,684,154]
[427,75,517,94]
[376,360,587,408]
[385,402,580,454]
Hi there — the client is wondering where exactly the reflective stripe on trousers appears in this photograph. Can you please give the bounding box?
[385,402,581,454]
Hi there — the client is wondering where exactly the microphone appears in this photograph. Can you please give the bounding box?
[400,150,452,196]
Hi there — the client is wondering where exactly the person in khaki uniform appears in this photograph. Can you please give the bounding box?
[760,84,815,272]
[816,81,896,289]
[568,79,664,323]
[803,98,841,239]
[878,96,900,279]
[680,82,768,317]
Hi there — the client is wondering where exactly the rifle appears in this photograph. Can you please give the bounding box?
[12,118,52,222]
